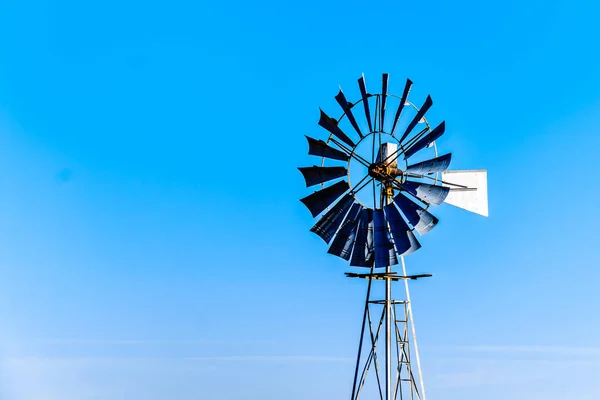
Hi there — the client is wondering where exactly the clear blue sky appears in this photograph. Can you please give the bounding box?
[0,0,599,398]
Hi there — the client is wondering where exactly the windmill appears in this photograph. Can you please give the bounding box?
[299,73,488,400]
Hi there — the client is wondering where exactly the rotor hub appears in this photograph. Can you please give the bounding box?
[368,162,403,182]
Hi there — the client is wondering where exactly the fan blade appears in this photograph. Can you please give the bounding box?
[406,153,452,175]
[300,180,350,217]
[373,209,397,268]
[383,204,421,256]
[335,89,363,138]
[298,166,347,187]
[310,194,354,243]
[390,78,413,136]
[380,73,389,130]
[365,209,375,266]
[328,203,362,259]
[318,109,355,148]
[401,181,449,206]
[305,136,349,162]
[403,121,446,160]
[358,75,373,132]
[350,208,374,267]
[398,95,433,145]
[393,193,439,235]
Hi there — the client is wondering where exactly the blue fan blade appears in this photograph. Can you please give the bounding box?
[403,121,445,160]
[310,194,354,243]
[393,193,439,235]
[350,208,373,267]
[318,109,355,148]
[298,166,347,187]
[383,204,421,256]
[300,180,349,217]
[398,95,433,145]
[335,90,363,138]
[401,181,449,206]
[373,209,394,268]
[358,75,373,132]
[380,73,389,130]
[406,153,452,175]
[327,203,362,260]
[305,136,349,162]
[391,78,413,136]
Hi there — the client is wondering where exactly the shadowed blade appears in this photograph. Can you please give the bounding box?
[305,136,349,161]
[318,109,355,148]
[398,95,433,144]
[401,181,449,206]
[383,204,421,256]
[374,209,398,268]
[310,194,355,243]
[350,208,374,267]
[391,78,413,136]
[328,203,362,260]
[358,75,373,132]
[335,90,363,138]
[380,73,389,130]
[300,180,349,217]
[406,153,452,175]
[403,121,446,160]
[298,166,347,187]
[393,193,438,235]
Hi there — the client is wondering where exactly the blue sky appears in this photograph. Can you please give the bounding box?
[1,0,599,398]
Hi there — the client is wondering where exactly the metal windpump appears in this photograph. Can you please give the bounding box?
[299,73,488,400]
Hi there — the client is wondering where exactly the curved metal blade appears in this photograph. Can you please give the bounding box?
[398,95,433,145]
[380,73,389,130]
[373,209,397,268]
[305,136,349,162]
[383,204,421,256]
[298,166,347,187]
[300,180,350,217]
[403,121,446,160]
[335,90,363,138]
[393,193,439,235]
[406,153,452,175]
[328,203,362,260]
[358,75,373,132]
[350,208,374,267]
[310,194,355,243]
[401,180,449,206]
[391,78,413,136]
[318,109,355,148]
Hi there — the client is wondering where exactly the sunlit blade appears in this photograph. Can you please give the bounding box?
[380,73,389,130]
[441,170,488,217]
[358,75,373,132]
[310,194,354,243]
[406,153,452,175]
[327,203,362,260]
[298,166,347,187]
[398,95,433,145]
[335,89,363,138]
[401,180,449,206]
[305,136,350,161]
[403,121,446,160]
[383,203,421,256]
[391,78,413,136]
[393,193,439,235]
[300,180,350,217]
[318,109,356,148]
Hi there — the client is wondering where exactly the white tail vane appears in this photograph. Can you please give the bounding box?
[441,169,489,217]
